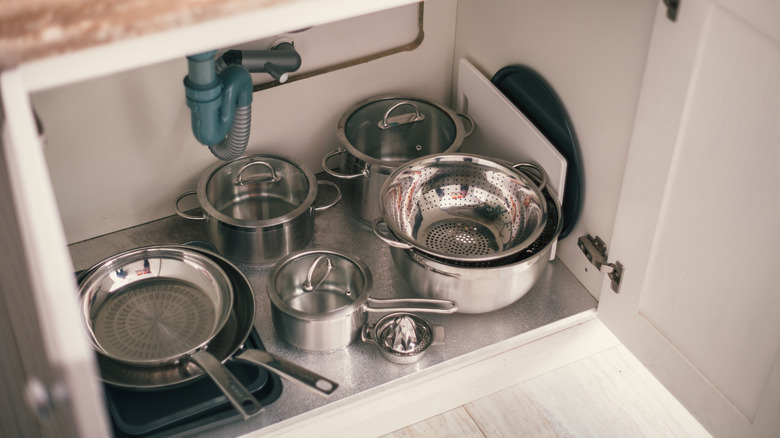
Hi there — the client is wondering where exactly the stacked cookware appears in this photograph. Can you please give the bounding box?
[370,153,562,314]
[321,95,561,313]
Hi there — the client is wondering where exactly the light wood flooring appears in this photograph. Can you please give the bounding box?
[381,344,711,438]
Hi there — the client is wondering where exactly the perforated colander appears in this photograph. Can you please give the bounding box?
[376,154,548,263]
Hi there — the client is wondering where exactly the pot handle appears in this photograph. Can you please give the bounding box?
[322,148,369,179]
[360,323,377,344]
[312,180,342,212]
[302,255,333,292]
[372,218,414,249]
[513,162,547,192]
[235,160,282,185]
[232,349,339,397]
[457,112,476,138]
[174,191,207,221]
[378,101,425,129]
[364,297,458,314]
[187,350,263,420]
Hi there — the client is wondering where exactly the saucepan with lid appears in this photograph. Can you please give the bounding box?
[322,96,474,224]
[175,153,340,264]
[266,248,458,352]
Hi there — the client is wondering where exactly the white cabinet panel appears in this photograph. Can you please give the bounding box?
[599,0,780,436]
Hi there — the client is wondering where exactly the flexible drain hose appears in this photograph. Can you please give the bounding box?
[209,105,251,161]
[185,51,253,161]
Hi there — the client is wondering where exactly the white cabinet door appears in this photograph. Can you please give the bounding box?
[598,0,780,436]
[0,69,110,438]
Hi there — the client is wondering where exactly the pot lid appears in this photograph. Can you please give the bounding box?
[267,249,373,320]
[197,154,317,228]
[337,96,466,167]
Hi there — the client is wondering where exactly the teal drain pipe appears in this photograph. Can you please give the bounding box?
[184,51,253,161]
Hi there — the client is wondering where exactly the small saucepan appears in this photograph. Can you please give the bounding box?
[266,248,458,352]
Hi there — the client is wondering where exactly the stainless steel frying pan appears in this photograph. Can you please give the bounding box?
[78,245,339,416]
[77,246,263,419]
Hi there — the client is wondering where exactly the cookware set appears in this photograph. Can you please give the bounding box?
[78,94,562,423]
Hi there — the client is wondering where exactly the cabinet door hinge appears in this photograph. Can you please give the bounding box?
[577,234,624,294]
[663,0,680,22]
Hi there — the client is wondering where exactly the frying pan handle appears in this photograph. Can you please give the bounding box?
[372,218,414,249]
[188,350,263,420]
[233,349,339,397]
[513,162,547,192]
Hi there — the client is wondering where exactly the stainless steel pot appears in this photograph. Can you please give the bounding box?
[322,96,474,223]
[389,188,562,314]
[175,154,340,264]
[266,248,458,352]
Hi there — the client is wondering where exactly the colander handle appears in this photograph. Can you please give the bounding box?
[322,148,369,179]
[234,160,282,185]
[513,162,547,191]
[372,218,414,249]
[174,191,207,221]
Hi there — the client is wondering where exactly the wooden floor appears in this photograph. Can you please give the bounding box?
[380,344,711,438]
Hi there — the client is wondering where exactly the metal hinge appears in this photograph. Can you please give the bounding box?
[577,234,624,293]
[663,0,680,22]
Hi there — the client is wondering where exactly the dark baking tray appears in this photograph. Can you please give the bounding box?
[105,328,282,437]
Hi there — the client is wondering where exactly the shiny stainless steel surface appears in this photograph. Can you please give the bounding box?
[77,246,264,420]
[388,186,562,314]
[324,96,470,223]
[378,154,548,263]
[78,247,234,365]
[175,154,340,264]
[267,248,456,352]
[361,312,444,364]
[68,176,596,437]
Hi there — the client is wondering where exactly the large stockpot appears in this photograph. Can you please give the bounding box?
[389,187,562,314]
[266,248,458,352]
[322,96,473,223]
[175,154,340,264]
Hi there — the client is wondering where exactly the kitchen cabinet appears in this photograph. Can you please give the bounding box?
[1,0,778,437]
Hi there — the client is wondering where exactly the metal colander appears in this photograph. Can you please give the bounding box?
[378,154,548,262]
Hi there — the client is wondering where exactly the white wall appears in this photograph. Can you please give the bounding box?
[452,0,657,298]
[30,0,457,244]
